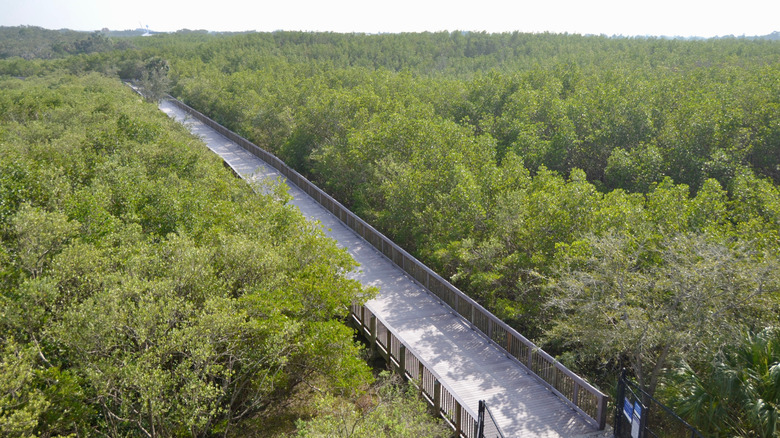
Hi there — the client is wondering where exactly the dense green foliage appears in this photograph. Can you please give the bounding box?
[295,372,449,438]
[148,31,780,434]
[0,74,378,436]
[663,328,780,437]
[2,28,780,435]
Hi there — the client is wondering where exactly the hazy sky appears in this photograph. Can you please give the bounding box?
[1,0,777,37]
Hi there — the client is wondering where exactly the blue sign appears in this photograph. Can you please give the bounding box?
[631,401,642,438]
[623,398,633,421]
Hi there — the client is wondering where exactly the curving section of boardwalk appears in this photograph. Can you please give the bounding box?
[159,98,608,438]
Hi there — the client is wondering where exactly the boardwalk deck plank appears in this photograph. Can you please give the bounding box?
[160,100,603,438]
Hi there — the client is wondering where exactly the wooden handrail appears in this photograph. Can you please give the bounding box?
[352,303,479,437]
[165,96,608,431]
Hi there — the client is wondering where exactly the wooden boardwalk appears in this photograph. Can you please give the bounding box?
[159,99,608,438]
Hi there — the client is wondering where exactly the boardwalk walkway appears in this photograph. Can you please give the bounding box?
[159,98,607,438]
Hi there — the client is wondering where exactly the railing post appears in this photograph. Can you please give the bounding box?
[573,383,579,406]
[386,329,392,365]
[418,362,425,397]
[614,368,626,435]
[350,304,358,326]
[455,400,462,437]
[369,315,377,358]
[454,293,459,316]
[477,400,485,438]
[597,390,608,431]
[432,379,442,416]
[399,344,406,377]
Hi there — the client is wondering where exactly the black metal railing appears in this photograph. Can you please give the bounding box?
[477,400,504,438]
[614,369,703,438]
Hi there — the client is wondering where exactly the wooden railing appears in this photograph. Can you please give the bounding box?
[166,96,609,431]
[353,303,479,437]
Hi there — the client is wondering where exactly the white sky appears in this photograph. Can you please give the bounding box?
[1,0,778,37]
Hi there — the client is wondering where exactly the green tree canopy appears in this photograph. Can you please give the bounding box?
[0,73,375,436]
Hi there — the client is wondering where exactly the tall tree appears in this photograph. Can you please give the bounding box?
[139,56,171,103]
[548,231,780,396]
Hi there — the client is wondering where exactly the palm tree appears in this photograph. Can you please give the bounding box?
[665,327,779,437]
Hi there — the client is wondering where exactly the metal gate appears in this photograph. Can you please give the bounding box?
[477,400,505,438]
[614,369,703,438]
